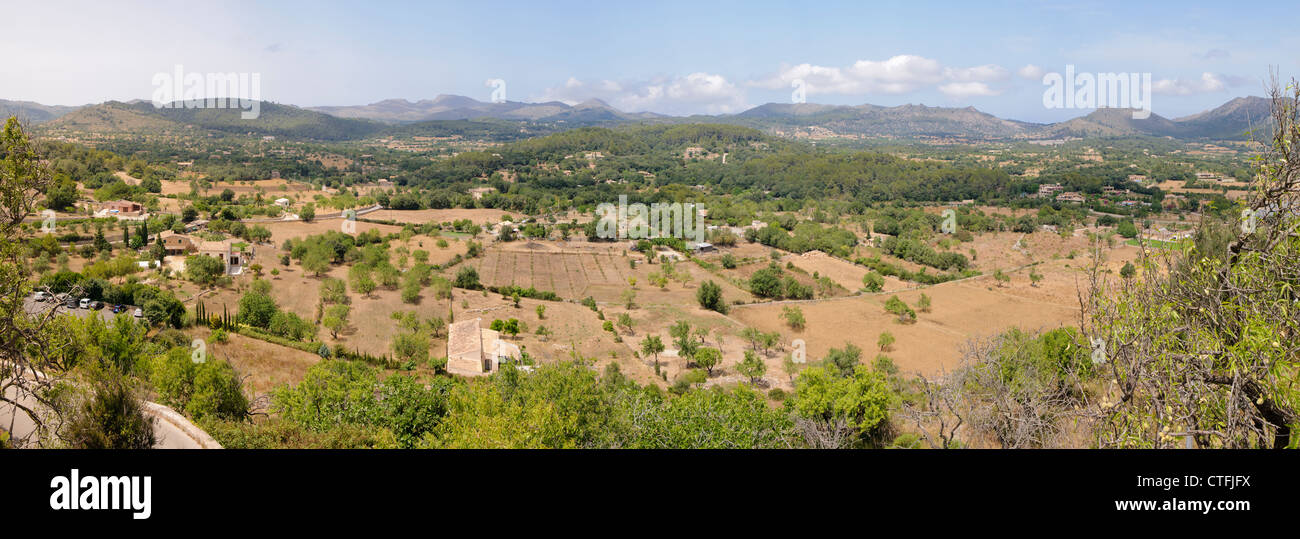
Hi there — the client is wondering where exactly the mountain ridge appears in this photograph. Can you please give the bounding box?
[15,95,1276,142]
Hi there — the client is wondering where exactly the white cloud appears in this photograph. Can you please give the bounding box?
[1017,64,1045,80]
[938,81,1000,98]
[1153,72,1226,95]
[750,55,1008,98]
[944,64,1009,83]
[536,73,748,115]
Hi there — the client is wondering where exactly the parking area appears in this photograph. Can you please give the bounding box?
[24,294,141,323]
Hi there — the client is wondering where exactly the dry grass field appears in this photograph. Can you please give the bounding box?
[468,241,756,304]
[729,241,1142,379]
[159,178,317,198]
[192,326,321,397]
[365,208,521,225]
[259,219,404,245]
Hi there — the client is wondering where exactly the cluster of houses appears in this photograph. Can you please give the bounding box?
[1035,183,1086,203]
[1032,183,1152,207]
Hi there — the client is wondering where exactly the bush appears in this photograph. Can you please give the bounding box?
[862,271,884,292]
[149,347,249,422]
[63,374,156,449]
[454,266,481,289]
[185,254,226,286]
[696,280,727,313]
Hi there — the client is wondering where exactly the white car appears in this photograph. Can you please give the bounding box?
[33,291,48,302]
[79,298,91,309]
[133,308,143,318]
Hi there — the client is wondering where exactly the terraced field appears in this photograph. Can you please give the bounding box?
[473,244,631,298]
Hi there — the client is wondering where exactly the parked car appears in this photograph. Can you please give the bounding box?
[33,291,48,302]
[133,308,143,318]
[111,304,124,313]
[90,301,103,310]
[79,298,90,309]
[63,297,77,309]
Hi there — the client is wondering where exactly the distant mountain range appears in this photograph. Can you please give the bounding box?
[309,95,667,123]
[0,100,83,125]
[6,94,1275,142]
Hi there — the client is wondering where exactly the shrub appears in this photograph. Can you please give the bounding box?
[696,280,727,313]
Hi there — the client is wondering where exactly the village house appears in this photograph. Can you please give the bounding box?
[468,186,497,200]
[158,231,196,256]
[1037,183,1065,198]
[101,200,143,215]
[197,239,250,275]
[274,197,292,207]
[446,318,522,376]
[1055,191,1086,204]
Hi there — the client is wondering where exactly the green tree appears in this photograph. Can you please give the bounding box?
[186,254,225,286]
[780,305,806,331]
[454,266,481,289]
[791,365,894,448]
[640,335,665,368]
[301,244,332,277]
[693,347,722,376]
[391,331,430,364]
[862,271,885,292]
[823,343,864,377]
[883,296,915,323]
[319,278,349,305]
[1120,262,1136,280]
[350,265,376,297]
[149,347,249,421]
[1116,219,1138,239]
[737,350,767,383]
[323,304,351,339]
[237,285,279,329]
[749,266,784,298]
[878,331,895,352]
[670,320,698,359]
[696,279,727,313]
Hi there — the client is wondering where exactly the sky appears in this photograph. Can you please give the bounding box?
[2,0,1295,122]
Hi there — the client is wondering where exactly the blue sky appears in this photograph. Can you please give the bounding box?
[3,0,1294,122]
